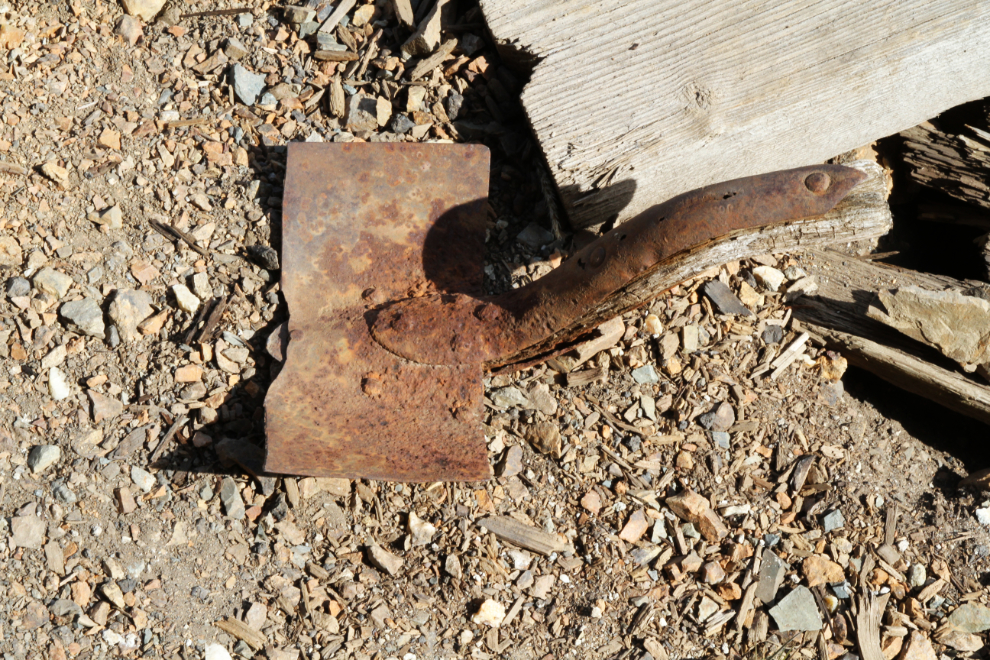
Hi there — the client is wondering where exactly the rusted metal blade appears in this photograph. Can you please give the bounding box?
[264,142,492,482]
[371,165,866,368]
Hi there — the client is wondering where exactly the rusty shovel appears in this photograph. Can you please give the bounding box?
[264,143,864,482]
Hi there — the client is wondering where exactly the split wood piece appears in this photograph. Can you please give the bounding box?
[408,38,457,80]
[855,590,890,660]
[504,160,892,368]
[476,516,574,555]
[318,0,357,33]
[0,161,27,175]
[148,219,208,257]
[148,415,188,464]
[902,120,990,211]
[390,0,415,28]
[478,0,990,229]
[793,249,990,425]
[214,618,265,650]
[183,296,228,346]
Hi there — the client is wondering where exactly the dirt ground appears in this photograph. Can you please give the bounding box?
[1,2,990,660]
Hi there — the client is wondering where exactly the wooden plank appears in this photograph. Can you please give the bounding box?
[507,160,892,366]
[903,120,990,210]
[478,0,990,229]
[792,249,990,425]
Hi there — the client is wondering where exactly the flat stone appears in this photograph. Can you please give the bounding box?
[516,222,555,249]
[698,402,735,432]
[171,284,199,314]
[121,0,166,20]
[408,511,436,546]
[527,383,557,415]
[703,280,754,316]
[33,267,73,298]
[490,387,528,408]
[49,367,71,401]
[697,596,720,622]
[936,629,983,653]
[87,205,123,229]
[445,554,462,579]
[231,64,267,105]
[666,489,728,541]
[108,289,154,342]
[869,286,990,373]
[28,445,60,474]
[496,445,523,478]
[131,466,156,493]
[701,561,726,584]
[762,324,784,344]
[769,586,822,631]
[244,602,268,630]
[756,550,789,603]
[283,5,316,23]
[367,542,403,576]
[10,514,46,549]
[88,390,123,423]
[175,364,203,383]
[114,14,142,45]
[899,631,937,660]
[631,364,659,384]
[753,266,786,292]
[6,276,29,298]
[220,477,245,519]
[580,490,602,515]
[346,94,379,132]
[947,602,990,633]
[225,37,249,60]
[60,298,106,338]
[802,555,844,587]
[822,509,845,534]
[618,509,649,543]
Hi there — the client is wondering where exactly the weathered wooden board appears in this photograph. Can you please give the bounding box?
[478,0,990,229]
[793,249,990,425]
[903,120,990,210]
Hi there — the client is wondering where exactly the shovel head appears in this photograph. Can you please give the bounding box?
[264,143,492,482]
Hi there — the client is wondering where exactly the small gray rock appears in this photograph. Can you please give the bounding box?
[769,586,823,631]
[108,289,153,343]
[698,402,734,431]
[230,63,267,106]
[60,298,106,338]
[28,445,61,474]
[822,509,845,534]
[756,550,788,603]
[712,431,730,449]
[631,365,659,384]
[247,245,279,270]
[390,114,416,134]
[220,476,245,519]
[130,466,156,493]
[49,599,83,618]
[703,280,754,317]
[283,5,315,23]
[53,483,77,504]
[762,324,784,344]
[496,445,523,478]
[445,93,464,120]
[516,222,554,250]
[10,514,46,549]
[490,386,528,409]
[236,12,253,28]
[5,276,30,298]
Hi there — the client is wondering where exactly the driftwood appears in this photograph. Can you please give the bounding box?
[510,160,892,366]
[478,0,990,229]
[793,249,990,425]
[902,120,990,210]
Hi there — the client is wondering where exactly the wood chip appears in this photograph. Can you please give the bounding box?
[477,516,573,556]
[215,617,266,650]
[408,38,458,80]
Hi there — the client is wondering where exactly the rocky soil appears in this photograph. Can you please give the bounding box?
[1,1,990,660]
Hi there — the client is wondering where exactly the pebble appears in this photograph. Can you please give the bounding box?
[703,280,754,316]
[408,511,437,547]
[762,324,784,344]
[697,596,719,622]
[822,509,845,533]
[49,367,71,400]
[526,421,562,458]
[231,64,267,105]
[367,542,404,575]
[220,477,245,519]
[445,554,462,579]
[756,550,788,602]
[631,364,659,384]
[131,466,156,493]
[391,114,415,134]
[496,445,523,477]
[516,222,555,249]
[87,205,123,229]
[204,644,233,660]
[471,599,506,627]
[171,284,200,314]
[88,390,123,423]
[753,266,786,292]
[5,276,30,298]
[53,483,77,503]
[28,444,61,474]
[247,244,280,270]
[60,298,106,338]
[108,289,154,342]
[491,386,529,408]
[698,401,735,432]
[768,586,823,631]
[114,15,142,46]
[666,489,728,541]
[33,267,73,298]
[899,631,938,660]
[121,0,167,20]
[10,514,46,549]
[346,94,379,132]
[946,602,990,633]
[618,509,649,542]
[907,563,926,588]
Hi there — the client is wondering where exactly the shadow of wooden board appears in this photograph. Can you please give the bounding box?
[478,0,990,230]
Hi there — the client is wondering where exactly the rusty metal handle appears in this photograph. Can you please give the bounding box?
[371,164,866,367]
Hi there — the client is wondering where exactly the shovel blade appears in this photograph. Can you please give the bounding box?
[264,143,491,482]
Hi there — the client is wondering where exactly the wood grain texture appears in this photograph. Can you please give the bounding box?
[903,121,990,210]
[478,0,990,229]
[793,249,990,425]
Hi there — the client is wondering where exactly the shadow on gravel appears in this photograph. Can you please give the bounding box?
[842,366,990,476]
